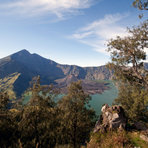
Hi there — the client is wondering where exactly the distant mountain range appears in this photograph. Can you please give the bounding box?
[0,49,113,97]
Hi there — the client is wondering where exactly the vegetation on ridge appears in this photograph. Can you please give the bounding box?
[107,20,148,123]
[0,76,97,148]
[0,72,20,99]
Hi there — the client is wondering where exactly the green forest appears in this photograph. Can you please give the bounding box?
[0,78,97,148]
[0,0,148,148]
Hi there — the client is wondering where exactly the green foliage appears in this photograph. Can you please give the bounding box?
[107,21,148,122]
[19,106,59,148]
[0,113,19,148]
[0,77,97,147]
[89,130,148,148]
[0,92,19,148]
[18,76,60,148]
[0,92,9,111]
[89,130,133,148]
[133,0,148,10]
[132,0,148,18]
[127,132,148,148]
[107,20,148,88]
[114,84,148,122]
[58,81,97,148]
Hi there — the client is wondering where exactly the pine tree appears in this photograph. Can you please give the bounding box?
[18,76,59,148]
[58,81,96,148]
[0,92,19,147]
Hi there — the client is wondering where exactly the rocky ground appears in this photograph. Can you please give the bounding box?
[55,74,110,94]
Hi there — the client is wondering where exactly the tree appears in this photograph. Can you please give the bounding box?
[0,92,9,111]
[0,92,19,147]
[58,81,96,148]
[27,76,57,107]
[18,76,59,148]
[133,0,148,10]
[19,105,59,148]
[107,21,148,122]
[114,84,148,122]
[132,0,148,18]
[107,20,148,89]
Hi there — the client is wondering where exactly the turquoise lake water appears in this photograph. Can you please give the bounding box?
[23,80,118,115]
[89,81,118,115]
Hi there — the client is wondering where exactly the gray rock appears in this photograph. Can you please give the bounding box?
[94,104,127,133]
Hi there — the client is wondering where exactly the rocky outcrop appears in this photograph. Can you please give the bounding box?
[94,104,127,133]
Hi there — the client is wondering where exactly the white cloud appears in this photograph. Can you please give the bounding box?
[0,0,94,19]
[72,13,129,54]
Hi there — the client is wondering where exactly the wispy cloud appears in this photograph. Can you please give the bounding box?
[72,13,129,54]
[0,0,94,19]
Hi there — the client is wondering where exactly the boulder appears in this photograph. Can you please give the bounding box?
[94,104,127,133]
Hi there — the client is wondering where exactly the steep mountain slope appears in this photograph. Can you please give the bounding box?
[0,72,20,98]
[0,49,113,96]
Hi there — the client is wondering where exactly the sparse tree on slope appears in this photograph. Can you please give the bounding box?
[19,76,59,148]
[58,81,96,148]
[0,92,19,147]
[0,92,9,111]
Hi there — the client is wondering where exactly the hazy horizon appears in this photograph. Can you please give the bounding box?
[0,49,109,67]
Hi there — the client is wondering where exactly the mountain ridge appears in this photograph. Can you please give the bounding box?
[0,49,113,97]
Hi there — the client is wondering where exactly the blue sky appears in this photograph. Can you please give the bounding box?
[0,0,147,67]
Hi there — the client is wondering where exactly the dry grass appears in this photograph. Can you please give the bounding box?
[0,72,20,99]
[88,130,148,148]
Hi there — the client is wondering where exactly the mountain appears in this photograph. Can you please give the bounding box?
[0,49,113,97]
